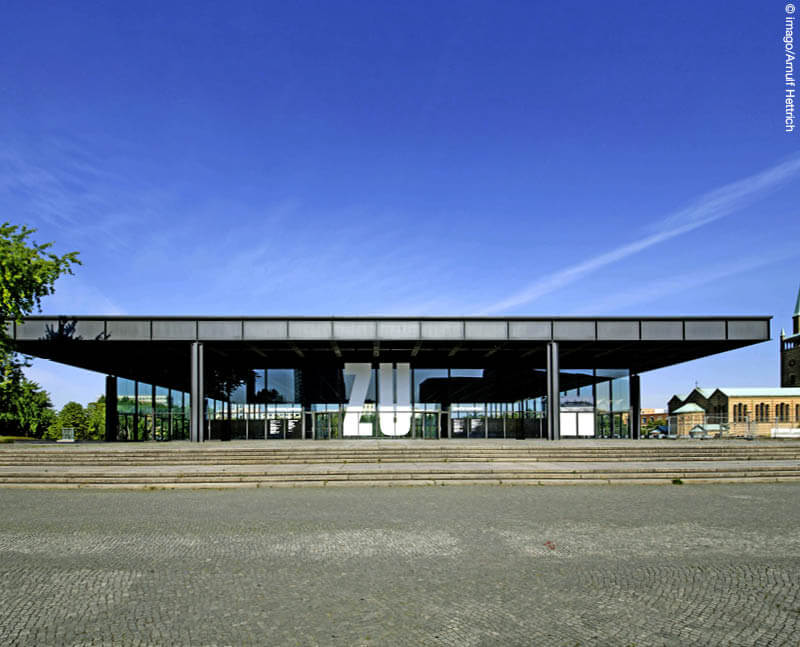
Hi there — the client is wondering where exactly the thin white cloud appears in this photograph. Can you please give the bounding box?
[43,276,126,316]
[572,248,799,315]
[479,155,800,314]
[0,139,176,254]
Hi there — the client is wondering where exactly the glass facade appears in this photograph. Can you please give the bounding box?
[596,369,631,438]
[168,364,634,441]
[110,365,633,442]
[113,377,190,441]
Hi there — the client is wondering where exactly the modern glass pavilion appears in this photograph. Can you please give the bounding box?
[7,315,771,442]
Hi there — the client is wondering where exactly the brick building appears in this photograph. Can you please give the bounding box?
[668,287,800,438]
[668,387,800,437]
[780,284,800,387]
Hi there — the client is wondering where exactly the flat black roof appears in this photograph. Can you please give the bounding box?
[7,315,771,391]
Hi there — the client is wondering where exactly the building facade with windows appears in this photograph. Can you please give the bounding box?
[6,315,771,442]
[668,387,800,437]
[639,408,667,427]
[667,288,800,438]
[780,285,800,387]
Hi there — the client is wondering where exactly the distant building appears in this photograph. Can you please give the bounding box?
[780,284,800,387]
[667,287,800,438]
[668,387,800,437]
[640,407,667,427]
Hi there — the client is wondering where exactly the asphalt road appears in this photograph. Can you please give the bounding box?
[1,484,799,646]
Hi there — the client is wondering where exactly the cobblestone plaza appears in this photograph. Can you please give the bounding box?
[1,484,799,646]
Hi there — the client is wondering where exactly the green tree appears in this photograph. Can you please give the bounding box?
[15,380,53,437]
[1,223,79,437]
[0,373,56,437]
[643,417,667,436]
[0,222,80,329]
[86,395,106,441]
[0,222,80,435]
[46,401,89,441]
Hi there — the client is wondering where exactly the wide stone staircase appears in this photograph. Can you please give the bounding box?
[1,440,799,488]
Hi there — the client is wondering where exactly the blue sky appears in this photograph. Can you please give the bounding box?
[1,1,798,408]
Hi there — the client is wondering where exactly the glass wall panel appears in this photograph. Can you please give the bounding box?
[449,370,486,438]
[118,378,136,412]
[486,402,508,438]
[136,382,153,441]
[413,410,439,439]
[414,369,449,405]
[612,374,631,413]
[117,378,136,441]
[413,368,448,438]
[595,379,611,439]
[268,369,297,403]
[311,404,341,439]
[449,368,485,403]
[208,399,226,440]
[253,369,266,403]
[597,369,630,438]
[229,381,247,405]
[154,385,169,441]
[170,390,189,441]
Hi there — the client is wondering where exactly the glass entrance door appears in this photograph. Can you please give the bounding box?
[413,411,439,439]
[313,407,341,439]
[450,404,486,438]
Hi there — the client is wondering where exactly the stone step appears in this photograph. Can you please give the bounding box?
[3,469,799,480]
[2,453,798,465]
[2,458,799,468]
[3,447,799,456]
[2,464,799,483]
[0,448,800,456]
[1,472,798,488]
[0,448,800,455]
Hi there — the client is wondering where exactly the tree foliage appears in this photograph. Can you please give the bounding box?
[46,401,89,440]
[0,376,54,437]
[0,222,81,327]
[0,223,79,438]
[87,395,106,440]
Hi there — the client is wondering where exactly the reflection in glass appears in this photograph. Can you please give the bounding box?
[268,369,296,403]
[112,364,634,443]
[414,369,449,405]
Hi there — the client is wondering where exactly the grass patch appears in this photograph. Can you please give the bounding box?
[671,478,683,485]
[0,436,38,443]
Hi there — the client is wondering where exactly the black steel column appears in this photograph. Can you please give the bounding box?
[190,342,205,442]
[150,383,156,442]
[105,375,117,442]
[546,341,560,440]
[630,374,641,440]
[133,381,139,442]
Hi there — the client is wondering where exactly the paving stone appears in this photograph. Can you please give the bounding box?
[0,484,798,645]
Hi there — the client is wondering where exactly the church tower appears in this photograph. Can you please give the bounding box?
[780,284,800,386]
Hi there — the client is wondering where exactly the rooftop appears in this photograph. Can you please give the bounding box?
[6,314,772,392]
[673,403,705,414]
[715,387,800,398]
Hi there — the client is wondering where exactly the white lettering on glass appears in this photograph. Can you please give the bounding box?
[343,362,411,436]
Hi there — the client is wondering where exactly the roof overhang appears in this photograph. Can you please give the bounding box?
[6,315,771,391]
